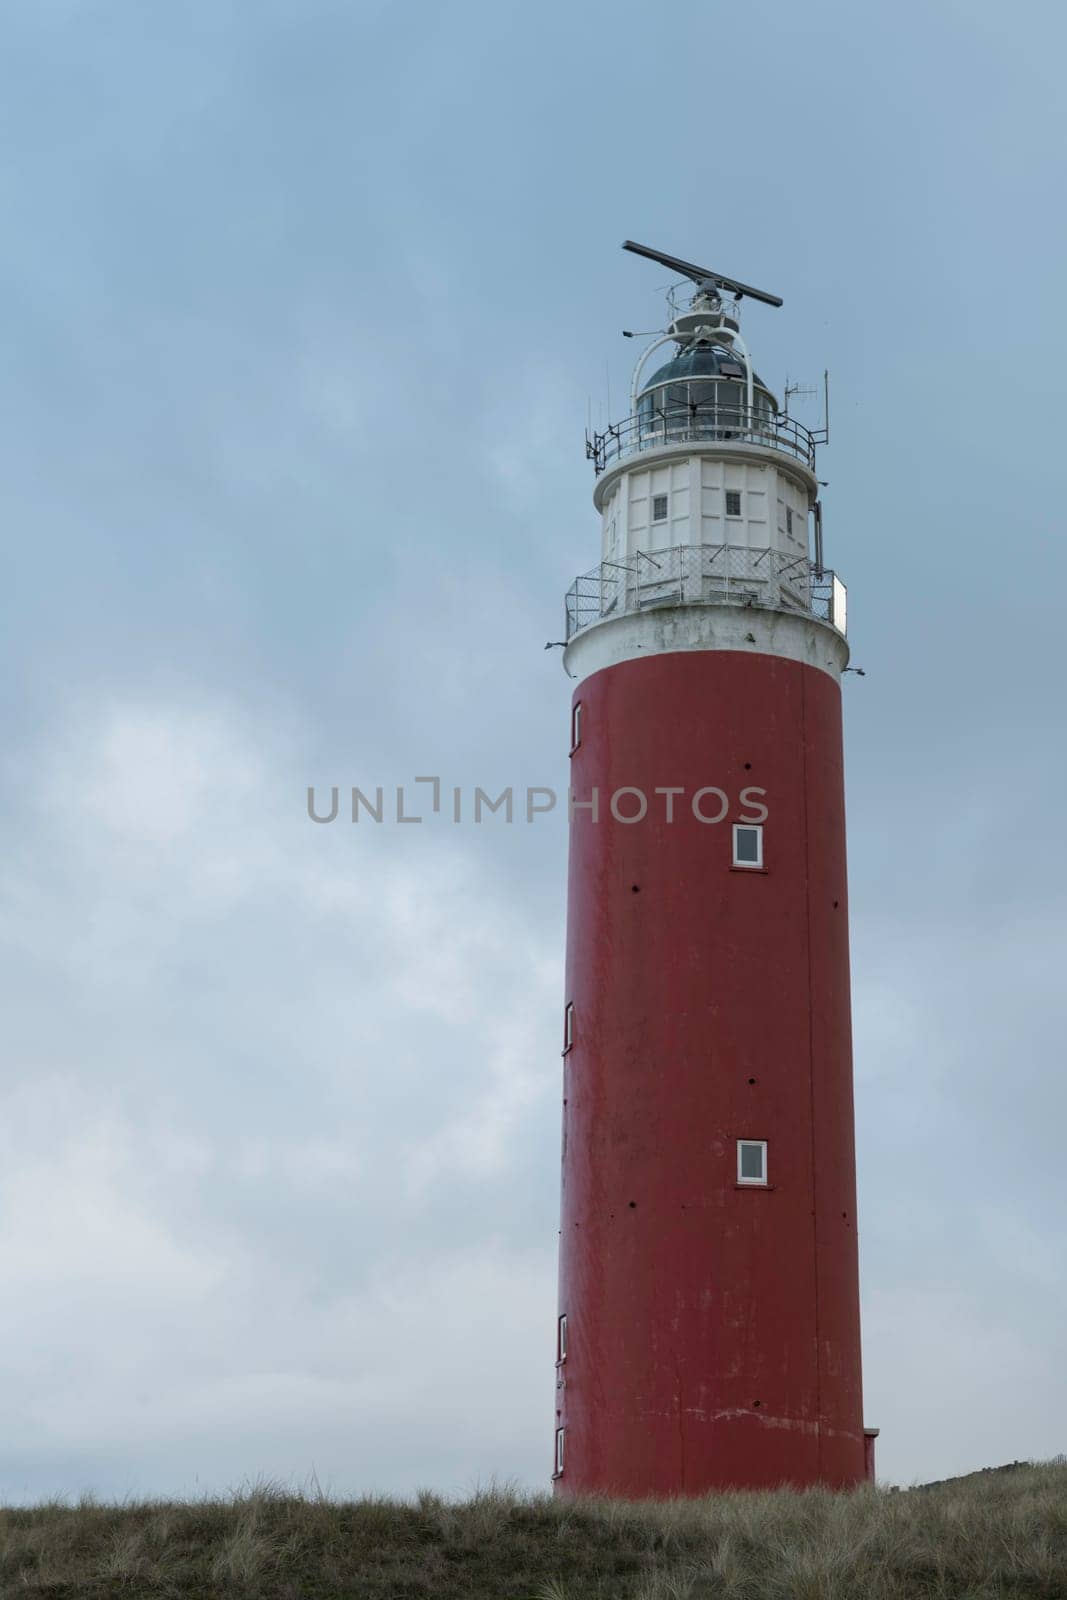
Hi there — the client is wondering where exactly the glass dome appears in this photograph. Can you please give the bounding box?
[640,344,772,392]
[637,344,778,443]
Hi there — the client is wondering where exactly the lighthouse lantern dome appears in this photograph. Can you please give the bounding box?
[637,344,778,436]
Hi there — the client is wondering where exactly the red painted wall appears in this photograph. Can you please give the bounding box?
[555,647,865,1497]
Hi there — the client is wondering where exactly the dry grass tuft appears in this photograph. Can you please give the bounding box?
[0,1458,1064,1597]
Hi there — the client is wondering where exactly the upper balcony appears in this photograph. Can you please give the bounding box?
[564,543,847,642]
[586,402,819,476]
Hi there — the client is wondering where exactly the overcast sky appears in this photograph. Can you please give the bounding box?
[1,0,1065,1503]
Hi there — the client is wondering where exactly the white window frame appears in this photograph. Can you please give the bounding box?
[737,1139,768,1185]
[651,493,669,523]
[732,823,763,868]
[570,701,582,754]
[557,1314,567,1362]
[555,1427,565,1474]
[563,1002,574,1054]
[725,488,743,519]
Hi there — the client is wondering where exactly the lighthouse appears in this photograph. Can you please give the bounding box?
[552,242,876,1497]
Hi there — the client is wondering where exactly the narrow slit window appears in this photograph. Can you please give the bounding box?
[786,506,794,536]
[733,823,763,868]
[737,1139,768,1185]
[563,1002,574,1054]
[725,489,742,518]
[555,1427,565,1474]
[652,493,669,522]
[570,701,582,754]
[557,1314,568,1362]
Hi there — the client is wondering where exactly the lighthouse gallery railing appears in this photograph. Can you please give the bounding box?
[586,405,819,474]
[564,544,847,641]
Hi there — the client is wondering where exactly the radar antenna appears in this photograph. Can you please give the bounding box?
[621,240,783,308]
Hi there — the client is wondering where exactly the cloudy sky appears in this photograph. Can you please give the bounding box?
[1,0,1065,1502]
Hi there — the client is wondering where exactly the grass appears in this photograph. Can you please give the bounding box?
[0,1460,1064,1598]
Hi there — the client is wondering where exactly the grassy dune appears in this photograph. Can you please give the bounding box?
[1,1459,1064,1598]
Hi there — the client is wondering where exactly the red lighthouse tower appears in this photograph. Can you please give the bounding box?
[553,243,876,1497]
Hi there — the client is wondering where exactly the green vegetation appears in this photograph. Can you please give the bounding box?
[1,1459,1064,1598]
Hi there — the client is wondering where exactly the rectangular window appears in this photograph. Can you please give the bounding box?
[557,1314,568,1362]
[563,1002,574,1054]
[786,506,794,536]
[652,493,668,522]
[737,1139,768,1185]
[555,1427,565,1474]
[732,823,763,868]
[725,489,742,518]
[570,701,582,754]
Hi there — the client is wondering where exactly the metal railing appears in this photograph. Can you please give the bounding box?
[564,544,847,640]
[586,406,818,474]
